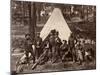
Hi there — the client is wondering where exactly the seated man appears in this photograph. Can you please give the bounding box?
[85,48,93,62]
[39,40,50,64]
[61,40,69,62]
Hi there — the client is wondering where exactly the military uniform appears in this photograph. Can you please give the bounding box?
[24,37,35,63]
[68,35,76,62]
[34,36,42,60]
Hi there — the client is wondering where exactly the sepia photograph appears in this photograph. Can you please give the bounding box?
[11,0,96,74]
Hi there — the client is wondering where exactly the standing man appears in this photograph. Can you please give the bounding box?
[49,32,56,63]
[68,33,76,63]
[24,33,35,64]
[34,33,42,60]
[55,31,62,62]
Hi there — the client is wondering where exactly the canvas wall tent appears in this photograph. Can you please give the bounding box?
[40,8,72,41]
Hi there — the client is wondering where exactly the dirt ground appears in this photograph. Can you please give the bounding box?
[11,49,96,74]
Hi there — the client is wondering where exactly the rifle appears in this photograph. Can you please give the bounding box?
[32,49,48,70]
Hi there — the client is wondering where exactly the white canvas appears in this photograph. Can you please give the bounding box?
[40,8,72,41]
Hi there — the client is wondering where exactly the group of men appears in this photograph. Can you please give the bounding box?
[23,29,94,66]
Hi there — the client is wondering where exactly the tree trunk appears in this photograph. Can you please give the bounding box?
[28,2,36,40]
[22,1,25,26]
